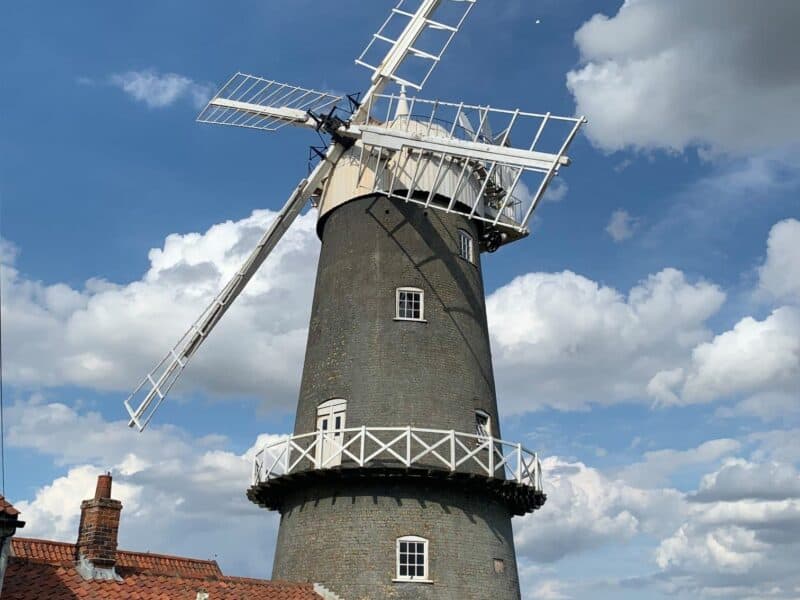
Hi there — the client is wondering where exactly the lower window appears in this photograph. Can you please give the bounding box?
[396,536,429,581]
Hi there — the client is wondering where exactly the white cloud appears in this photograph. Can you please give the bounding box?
[543,178,568,203]
[512,438,800,599]
[487,268,725,411]
[566,0,800,155]
[757,218,800,305]
[654,496,800,598]
[110,70,213,109]
[605,209,638,242]
[2,209,319,411]
[648,307,800,406]
[514,457,684,563]
[716,391,800,423]
[617,439,740,488]
[529,578,572,600]
[8,396,280,575]
[15,465,142,541]
[692,459,800,503]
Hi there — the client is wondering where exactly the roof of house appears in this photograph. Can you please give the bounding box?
[0,494,21,518]
[5,537,322,600]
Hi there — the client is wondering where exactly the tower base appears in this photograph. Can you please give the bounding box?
[271,477,522,600]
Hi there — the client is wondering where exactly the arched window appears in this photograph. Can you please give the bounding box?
[395,287,425,321]
[395,536,429,582]
[458,229,475,264]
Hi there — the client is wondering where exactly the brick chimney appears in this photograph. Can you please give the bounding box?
[75,473,122,574]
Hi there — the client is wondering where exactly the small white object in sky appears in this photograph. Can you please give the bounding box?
[535,19,541,24]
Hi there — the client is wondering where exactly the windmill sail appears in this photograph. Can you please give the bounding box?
[355,0,477,92]
[349,93,585,233]
[197,73,341,132]
[123,148,345,431]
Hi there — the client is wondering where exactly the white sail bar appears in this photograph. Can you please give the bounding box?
[124,152,342,431]
[355,0,477,91]
[350,93,586,234]
[197,73,341,132]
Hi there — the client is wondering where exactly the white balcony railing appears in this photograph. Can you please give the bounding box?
[252,426,543,491]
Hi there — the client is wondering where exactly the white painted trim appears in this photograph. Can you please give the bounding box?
[396,287,425,321]
[396,535,430,582]
[313,583,345,599]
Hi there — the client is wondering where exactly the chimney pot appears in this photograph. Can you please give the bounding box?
[95,473,113,500]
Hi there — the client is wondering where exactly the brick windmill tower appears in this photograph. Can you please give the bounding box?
[124,2,585,598]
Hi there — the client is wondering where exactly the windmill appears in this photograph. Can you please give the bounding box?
[124,1,585,597]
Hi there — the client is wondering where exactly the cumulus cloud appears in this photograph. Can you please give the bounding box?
[514,457,684,563]
[512,439,800,599]
[8,396,280,575]
[110,69,213,109]
[655,497,800,597]
[757,218,800,305]
[566,0,800,155]
[691,459,800,503]
[648,307,800,406]
[645,218,800,411]
[487,268,725,411]
[605,209,638,242]
[617,439,740,488]
[716,391,800,423]
[2,209,319,410]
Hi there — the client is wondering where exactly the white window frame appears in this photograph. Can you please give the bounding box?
[395,287,425,322]
[475,409,492,439]
[394,535,431,583]
[458,229,475,264]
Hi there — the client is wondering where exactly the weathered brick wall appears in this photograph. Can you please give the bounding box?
[294,194,501,440]
[76,498,122,567]
[270,194,524,599]
[272,479,521,600]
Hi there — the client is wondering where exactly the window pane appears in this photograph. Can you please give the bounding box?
[397,290,423,320]
[399,565,407,576]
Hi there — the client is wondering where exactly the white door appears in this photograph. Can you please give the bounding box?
[316,399,346,468]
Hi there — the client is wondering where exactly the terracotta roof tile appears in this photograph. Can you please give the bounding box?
[12,538,223,578]
[0,494,20,517]
[6,538,321,599]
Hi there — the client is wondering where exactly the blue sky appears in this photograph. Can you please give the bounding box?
[2,1,799,599]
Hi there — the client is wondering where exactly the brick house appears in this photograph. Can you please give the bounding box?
[0,474,339,599]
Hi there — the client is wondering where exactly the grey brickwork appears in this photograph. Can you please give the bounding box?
[262,193,528,599]
[295,194,500,438]
[272,479,521,600]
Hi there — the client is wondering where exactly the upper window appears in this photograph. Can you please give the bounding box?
[396,536,429,581]
[458,229,475,264]
[475,410,491,439]
[396,287,424,321]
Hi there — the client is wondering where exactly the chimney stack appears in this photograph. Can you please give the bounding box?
[76,473,122,572]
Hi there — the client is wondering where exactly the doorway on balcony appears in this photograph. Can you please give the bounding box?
[316,398,347,468]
